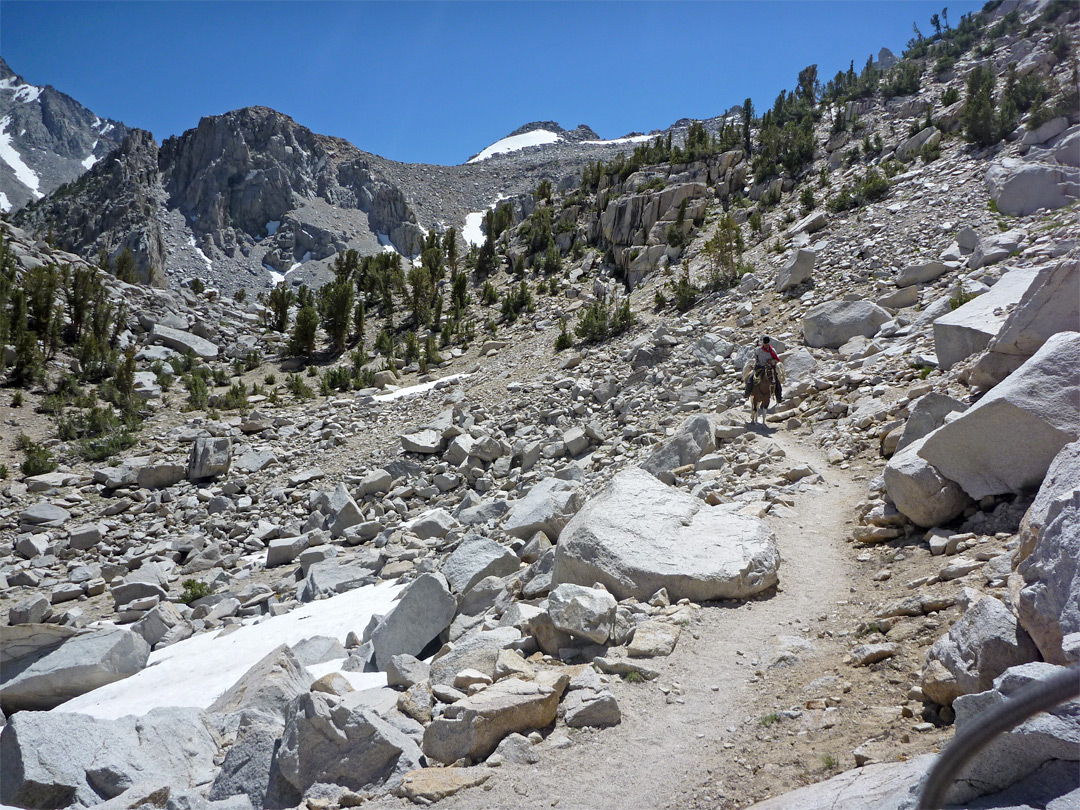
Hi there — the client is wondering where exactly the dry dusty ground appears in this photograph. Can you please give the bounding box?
[362,424,962,810]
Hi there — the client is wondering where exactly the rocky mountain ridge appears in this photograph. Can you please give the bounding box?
[11,86,742,296]
[0,57,129,213]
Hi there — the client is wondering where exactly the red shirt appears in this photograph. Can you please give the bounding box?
[756,344,779,364]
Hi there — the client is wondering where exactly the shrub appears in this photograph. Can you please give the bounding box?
[942,86,960,106]
[179,579,212,604]
[79,429,137,462]
[286,373,314,401]
[921,140,942,163]
[323,366,352,393]
[799,186,815,216]
[827,187,859,213]
[672,270,698,312]
[949,280,977,310]
[500,280,534,322]
[190,278,205,295]
[574,298,635,344]
[858,170,889,202]
[233,288,247,303]
[184,371,209,410]
[17,435,57,476]
[219,382,248,410]
[11,391,22,407]
[554,318,573,352]
[480,280,498,306]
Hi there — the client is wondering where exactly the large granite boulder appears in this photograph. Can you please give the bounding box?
[276,691,422,795]
[932,266,1038,370]
[919,331,1080,499]
[895,260,949,288]
[883,434,972,529]
[428,627,521,687]
[1014,440,1080,665]
[151,324,219,359]
[207,644,313,726]
[948,662,1080,805]
[551,468,779,601]
[741,755,934,810]
[969,259,1080,390]
[502,477,583,540]
[208,723,294,809]
[775,249,816,292]
[802,300,890,349]
[187,437,232,480]
[1,625,150,713]
[324,483,364,538]
[371,573,457,671]
[920,596,1039,706]
[440,536,518,594]
[968,228,1026,270]
[0,707,219,807]
[895,392,966,453]
[547,584,617,644]
[639,413,717,481]
[422,678,561,765]
[986,158,1080,216]
[895,125,940,162]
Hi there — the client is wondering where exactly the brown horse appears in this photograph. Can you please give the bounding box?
[749,363,778,425]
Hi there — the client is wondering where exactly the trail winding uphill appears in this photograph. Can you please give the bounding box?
[368,428,864,810]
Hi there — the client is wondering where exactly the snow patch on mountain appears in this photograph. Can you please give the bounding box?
[583,134,655,146]
[463,211,487,246]
[468,129,561,163]
[0,191,9,212]
[56,580,404,719]
[14,84,42,104]
[0,114,43,198]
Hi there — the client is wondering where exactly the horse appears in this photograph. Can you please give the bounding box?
[749,362,778,426]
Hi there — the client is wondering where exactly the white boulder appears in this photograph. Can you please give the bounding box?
[883,435,971,528]
[1015,440,1080,665]
[775,249,816,292]
[986,158,1080,216]
[547,584,617,644]
[502,477,583,540]
[802,300,890,349]
[932,266,1038,370]
[919,331,1080,499]
[551,468,779,601]
[969,259,1080,390]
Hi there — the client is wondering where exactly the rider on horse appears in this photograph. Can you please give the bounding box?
[744,336,783,402]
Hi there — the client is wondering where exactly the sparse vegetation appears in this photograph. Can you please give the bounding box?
[179,579,213,604]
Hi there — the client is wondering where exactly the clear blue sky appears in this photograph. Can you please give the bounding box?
[3,1,983,166]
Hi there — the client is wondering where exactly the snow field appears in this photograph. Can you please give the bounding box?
[55,580,405,719]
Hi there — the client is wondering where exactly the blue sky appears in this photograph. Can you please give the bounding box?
[3,1,982,166]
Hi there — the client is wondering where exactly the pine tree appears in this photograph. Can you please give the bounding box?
[742,98,754,155]
[290,304,319,358]
[267,282,295,333]
[318,278,353,352]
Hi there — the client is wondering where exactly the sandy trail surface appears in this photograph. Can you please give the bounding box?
[370,424,864,810]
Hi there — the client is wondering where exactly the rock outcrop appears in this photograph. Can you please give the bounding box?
[552,468,779,601]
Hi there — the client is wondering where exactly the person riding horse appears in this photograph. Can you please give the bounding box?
[744,336,783,403]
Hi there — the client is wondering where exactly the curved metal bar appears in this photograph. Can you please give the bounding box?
[917,664,1080,809]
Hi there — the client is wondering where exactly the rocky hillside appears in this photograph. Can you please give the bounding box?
[1,1,1079,809]
[0,57,130,213]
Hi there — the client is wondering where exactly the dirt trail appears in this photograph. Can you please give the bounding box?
[382,425,865,810]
